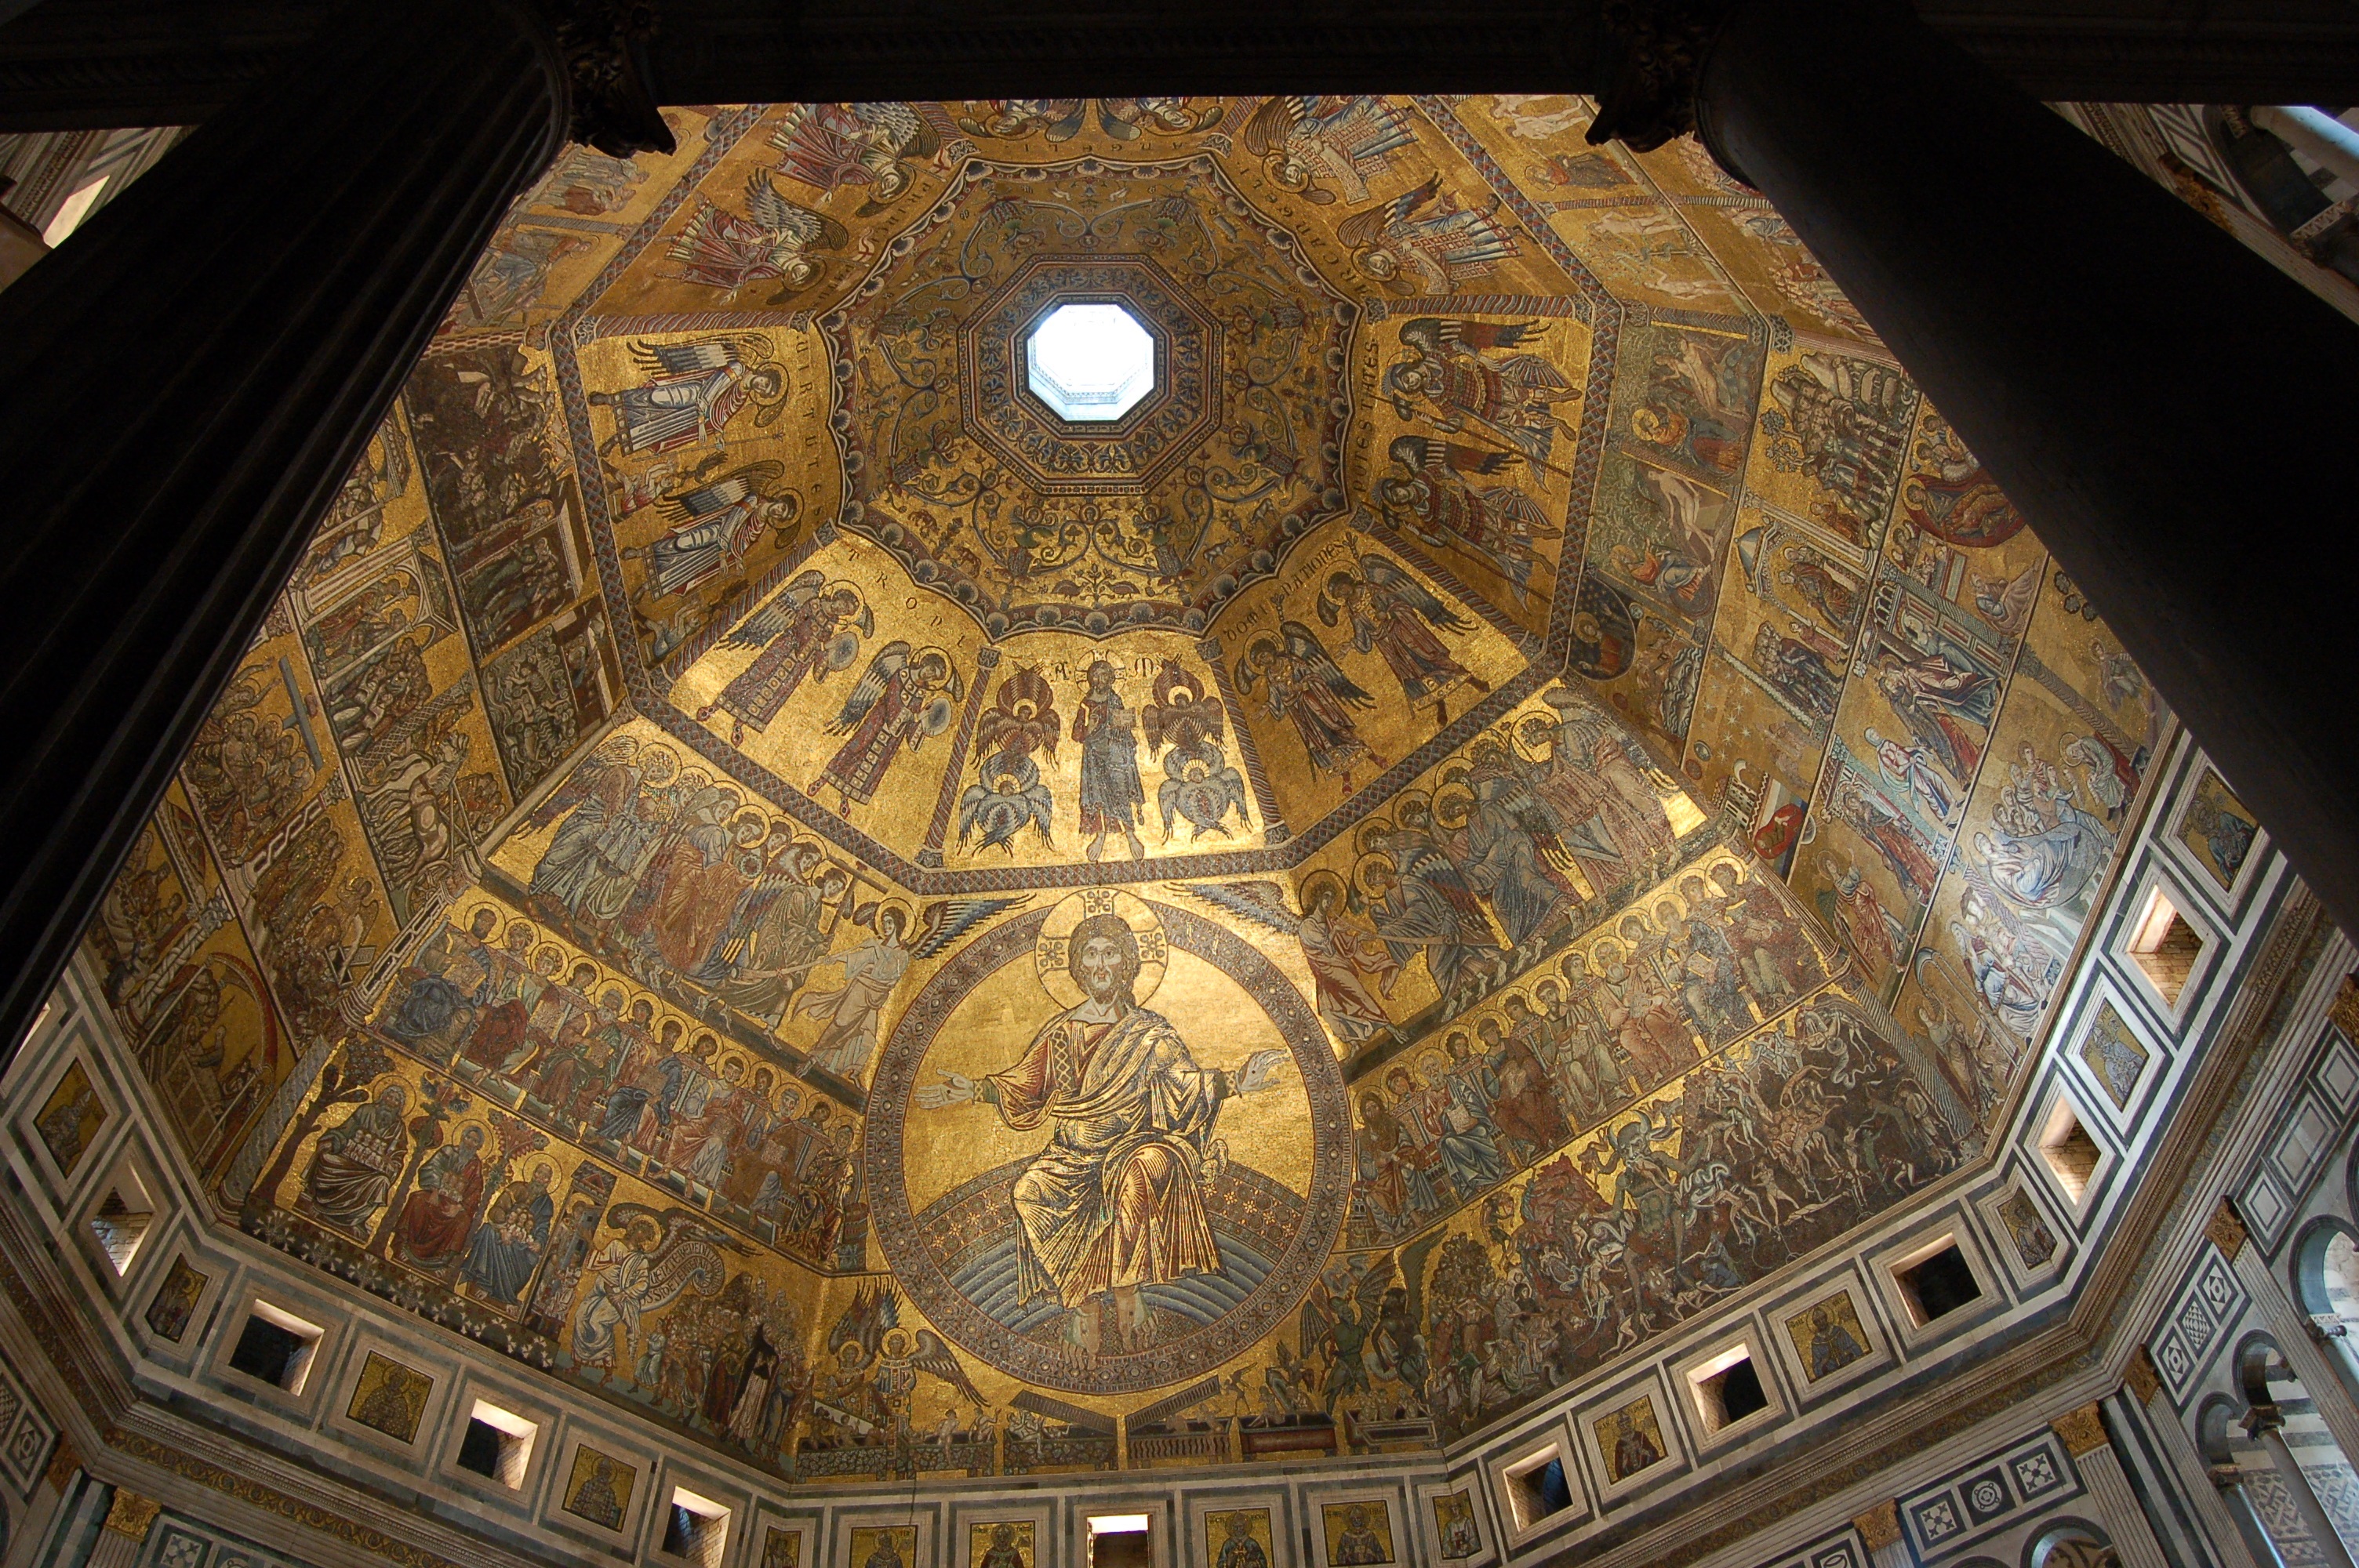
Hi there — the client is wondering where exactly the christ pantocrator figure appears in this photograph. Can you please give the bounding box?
[918,898,1285,1350]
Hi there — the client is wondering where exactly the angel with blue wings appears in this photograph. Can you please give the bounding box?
[1337,175,1518,294]
[1234,622,1385,786]
[811,642,963,813]
[698,570,871,742]
[590,335,787,457]
[1241,95,1413,205]
[623,460,801,601]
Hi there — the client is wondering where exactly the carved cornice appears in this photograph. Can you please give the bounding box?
[1584,0,1736,152]
[544,0,675,157]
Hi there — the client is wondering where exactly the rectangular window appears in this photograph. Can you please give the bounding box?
[1503,1450,1574,1532]
[89,1171,154,1276]
[2128,888,2203,1006]
[1089,1515,1152,1568]
[662,1487,729,1568]
[1894,1240,1983,1327]
[456,1399,537,1487]
[228,1302,322,1392]
[1688,1345,1770,1432]
[2040,1097,2104,1204]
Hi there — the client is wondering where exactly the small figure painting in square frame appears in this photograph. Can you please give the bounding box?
[144,1255,208,1342]
[346,1350,434,1443]
[970,1520,1034,1568]
[2077,1000,2150,1112]
[1321,1501,1394,1566]
[852,1526,919,1568]
[1206,1509,1274,1568]
[764,1525,806,1568]
[1430,1491,1482,1562]
[1594,1395,1668,1485]
[561,1444,635,1532]
[1785,1290,1871,1382]
[33,1062,106,1176]
[2178,769,2259,892]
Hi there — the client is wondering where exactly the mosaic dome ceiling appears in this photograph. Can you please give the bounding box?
[87,96,2166,1483]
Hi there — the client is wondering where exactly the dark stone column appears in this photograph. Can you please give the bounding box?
[0,0,666,1062]
[1595,0,2359,940]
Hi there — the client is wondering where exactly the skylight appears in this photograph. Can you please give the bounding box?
[1027,302,1156,421]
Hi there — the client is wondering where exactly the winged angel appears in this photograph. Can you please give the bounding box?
[591,336,787,457]
[667,171,849,302]
[570,1203,745,1382]
[1178,875,1398,1051]
[1339,175,1518,293]
[817,1284,986,1442]
[627,460,801,601]
[1241,96,1413,204]
[811,642,964,812]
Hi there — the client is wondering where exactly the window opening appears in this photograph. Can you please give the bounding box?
[663,1488,729,1568]
[2040,1098,2104,1204]
[1896,1240,1983,1327]
[228,1302,322,1391]
[2129,888,2204,1005]
[89,1174,154,1276]
[1089,1514,1152,1568]
[1690,1346,1770,1432]
[1027,303,1157,421]
[456,1399,537,1487]
[1506,1452,1574,1530]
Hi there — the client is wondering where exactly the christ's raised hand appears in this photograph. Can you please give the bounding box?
[1235,1048,1289,1095]
[914,1069,977,1109]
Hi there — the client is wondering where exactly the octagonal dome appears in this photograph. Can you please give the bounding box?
[1027,300,1156,420]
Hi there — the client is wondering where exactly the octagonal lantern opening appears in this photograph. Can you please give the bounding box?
[1026,301,1157,422]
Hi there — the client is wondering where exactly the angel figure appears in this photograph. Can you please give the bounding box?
[666,171,850,302]
[1235,623,1385,786]
[1318,554,1488,721]
[871,1328,988,1436]
[960,666,1059,855]
[811,643,963,812]
[823,1284,985,1440]
[1142,659,1247,840]
[1180,873,1396,1049]
[1374,437,1561,605]
[624,460,801,601]
[699,571,871,741]
[1241,96,1413,204]
[569,1205,736,1382]
[1382,318,1578,464]
[769,103,940,211]
[591,336,787,456]
[1337,175,1518,294]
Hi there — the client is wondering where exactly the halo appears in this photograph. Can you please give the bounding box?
[1036,888,1168,1010]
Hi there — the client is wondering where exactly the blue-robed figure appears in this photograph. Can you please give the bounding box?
[1073,660,1145,862]
[463,1162,556,1303]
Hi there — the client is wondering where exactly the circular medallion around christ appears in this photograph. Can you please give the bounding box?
[867,890,1351,1396]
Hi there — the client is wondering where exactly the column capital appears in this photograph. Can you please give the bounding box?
[2330,972,2359,1046]
[2207,1198,2250,1260]
[1584,0,1738,151]
[546,0,676,157]
[2241,1400,2286,1437]
[2052,1402,2110,1457]
[2125,1345,2162,1405]
[1853,1499,1903,1551]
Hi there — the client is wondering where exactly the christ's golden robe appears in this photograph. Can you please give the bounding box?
[986,1005,1228,1307]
